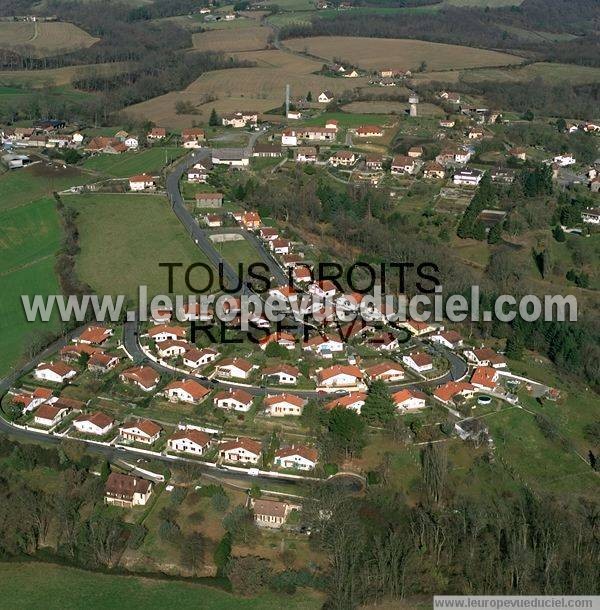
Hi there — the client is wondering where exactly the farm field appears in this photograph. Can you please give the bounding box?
[341,100,444,117]
[0,62,131,88]
[283,36,524,72]
[0,21,99,57]
[82,147,186,178]
[67,193,213,300]
[461,62,600,86]
[0,563,323,610]
[192,26,271,52]
[232,49,322,73]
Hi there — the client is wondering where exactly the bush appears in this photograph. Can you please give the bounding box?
[128,524,147,549]
[323,463,339,477]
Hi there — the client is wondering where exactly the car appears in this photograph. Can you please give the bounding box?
[248,468,260,476]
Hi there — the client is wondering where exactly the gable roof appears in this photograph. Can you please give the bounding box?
[165,379,210,400]
[264,393,306,408]
[216,357,253,372]
[392,388,427,404]
[35,403,67,421]
[78,325,112,344]
[121,418,162,437]
[219,437,262,455]
[121,366,159,388]
[275,445,318,462]
[75,411,114,429]
[214,388,253,404]
[106,472,151,496]
[317,365,363,382]
[170,428,211,446]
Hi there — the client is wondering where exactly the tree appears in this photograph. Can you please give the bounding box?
[306,91,312,102]
[420,442,448,505]
[209,107,220,126]
[222,505,256,543]
[181,532,205,572]
[552,225,566,242]
[556,118,567,133]
[213,532,232,576]
[227,556,271,595]
[362,380,396,425]
[487,221,502,244]
[326,406,367,459]
[211,489,230,512]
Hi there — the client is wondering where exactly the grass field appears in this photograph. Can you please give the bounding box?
[0,62,131,88]
[341,100,444,116]
[67,193,213,300]
[192,26,271,52]
[0,563,323,610]
[283,36,524,72]
[0,21,99,57]
[215,238,263,268]
[82,147,185,178]
[443,0,523,5]
[462,62,600,86]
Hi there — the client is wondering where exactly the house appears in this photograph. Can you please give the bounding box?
[470,366,499,391]
[195,192,224,207]
[119,419,162,445]
[325,391,367,413]
[325,119,339,131]
[367,332,399,352]
[582,207,600,223]
[281,128,297,146]
[270,238,291,255]
[453,169,484,186]
[365,361,405,382]
[34,403,69,427]
[34,362,77,384]
[365,154,383,171]
[296,146,317,163]
[329,150,356,167]
[402,352,433,373]
[73,411,114,436]
[343,69,359,78]
[553,154,576,167]
[259,227,279,241]
[297,127,337,141]
[258,331,296,351]
[148,324,187,342]
[454,149,472,164]
[10,387,53,413]
[274,445,317,471]
[434,381,475,405]
[187,161,211,183]
[268,284,297,303]
[330,63,345,73]
[356,125,383,138]
[253,143,282,157]
[156,339,190,358]
[464,347,507,369]
[398,319,437,336]
[408,146,424,158]
[129,173,156,191]
[214,388,254,412]
[124,135,139,149]
[423,162,445,180]
[468,127,484,140]
[168,428,211,455]
[88,352,120,373]
[212,148,249,168]
[391,155,417,175]
[60,343,101,362]
[215,357,254,379]
[204,214,222,227]
[241,211,261,229]
[105,472,152,508]
[318,90,334,103]
[303,334,344,356]
[251,498,291,528]
[317,365,363,388]
[439,91,461,104]
[261,364,300,385]
[392,388,428,412]
[147,127,166,140]
[182,128,205,148]
[287,110,302,120]
[308,279,338,299]
[84,137,127,154]
[120,366,160,392]
[219,437,262,464]
[264,393,306,417]
[76,325,113,345]
[221,112,258,128]
[164,379,210,404]
[183,347,219,369]
[490,168,516,184]
[430,330,463,350]
[509,147,527,161]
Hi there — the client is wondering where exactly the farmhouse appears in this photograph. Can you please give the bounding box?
[129,173,156,191]
[219,437,262,464]
[274,445,318,471]
[211,148,249,168]
[164,379,210,404]
[264,393,306,417]
[182,128,205,148]
[392,388,428,412]
[73,412,114,436]
[34,403,69,428]
[168,428,211,455]
[423,162,445,180]
[261,363,300,385]
[402,352,433,373]
[251,498,291,528]
[221,111,258,128]
[119,419,162,445]
[195,192,223,207]
[119,366,160,392]
[391,155,417,175]
[84,137,127,154]
[76,325,113,345]
[365,361,405,382]
[464,347,507,369]
[453,169,484,186]
[183,347,219,369]
[329,150,356,167]
[214,388,254,412]
[105,473,152,508]
[34,362,77,384]
[325,391,367,413]
[318,90,334,103]
[356,125,383,138]
[317,364,363,388]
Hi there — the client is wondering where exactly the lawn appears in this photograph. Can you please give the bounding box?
[82,147,185,178]
[67,193,214,300]
[214,238,263,268]
[0,562,323,609]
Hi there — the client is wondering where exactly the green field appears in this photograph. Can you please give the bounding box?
[299,112,391,127]
[463,62,600,86]
[215,238,263,268]
[67,193,213,300]
[82,147,185,178]
[0,562,323,610]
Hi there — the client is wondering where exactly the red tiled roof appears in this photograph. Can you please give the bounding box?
[325,391,367,410]
[105,472,151,496]
[219,437,262,455]
[365,361,404,378]
[78,325,111,344]
[264,393,306,408]
[170,428,211,446]
[434,382,474,403]
[148,324,186,338]
[35,403,65,421]
[391,388,427,405]
[121,418,162,437]
[470,366,498,389]
[214,388,253,404]
[75,411,114,428]
[261,363,300,377]
[165,379,210,400]
[318,365,363,382]
[216,357,253,372]
[275,445,318,462]
[121,366,159,389]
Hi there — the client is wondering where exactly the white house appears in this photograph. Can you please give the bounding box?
[263,393,306,417]
[129,173,156,191]
[274,445,317,470]
[219,437,262,464]
[73,412,114,436]
[34,362,77,384]
[187,162,210,183]
[318,90,334,103]
[34,403,69,427]
[261,364,299,385]
[317,365,364,388]
[430,330,463,350]
[214,389,254,412]
[119,419,162,445]
[325,391,367,413]
[464,347,507,369]
[553,154,576,167]
[183,347,219,369]
[156,339,190,358]
[168,428,211,455]
[453,169,483,186]
[148,324,187,342]
[392,388,428,412]
[164,379,210,404]
[402,352,434,373]
[281,129,297,146]
[124,136,139,149]
[214,357,254,379]
[391,155,417,175]
[365,361,405,383]
[120,366,159,392]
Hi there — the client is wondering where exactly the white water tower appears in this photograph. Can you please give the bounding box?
[409,93,419,117]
